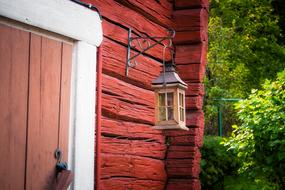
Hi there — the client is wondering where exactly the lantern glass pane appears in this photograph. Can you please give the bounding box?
[158,93,166,106]
[159,107,166,121]
[180,107,184,121]
[179,93,185,122]
[167,93,173,106]
[167,107,174,120]
[157,92,175,122]
[179,93,184,106]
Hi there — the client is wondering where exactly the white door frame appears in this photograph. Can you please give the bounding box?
[0,0,102,189]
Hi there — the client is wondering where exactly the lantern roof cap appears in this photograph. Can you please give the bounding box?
[152,63,187,88]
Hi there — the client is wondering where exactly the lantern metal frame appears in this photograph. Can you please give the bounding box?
[125,28,175,76]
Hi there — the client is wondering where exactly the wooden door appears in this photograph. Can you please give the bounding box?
[0,22,72,189]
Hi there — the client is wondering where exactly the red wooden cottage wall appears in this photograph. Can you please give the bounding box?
[85,0,209,189]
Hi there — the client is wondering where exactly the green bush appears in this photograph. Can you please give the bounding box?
[224,69,285,189]
[200,136,240,189]
[223,175,272,190]
[200,136,273,190]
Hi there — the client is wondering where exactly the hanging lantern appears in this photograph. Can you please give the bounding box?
[124,28,187,130]
[152,63,188,130]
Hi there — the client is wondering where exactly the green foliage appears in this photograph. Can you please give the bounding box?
[205,0,285,134]
[200,136,240,189]
[223,175,272,190]
[224,69,285,189]
[208,0,285,93]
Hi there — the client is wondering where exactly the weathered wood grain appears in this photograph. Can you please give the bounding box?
[166,179,201,190]
[101,178,165,190]
[168,133,203,147]
[174,0,209,9]
[164,120,204,147]
[101,154,167,181]
[163,127,200,137]
[177,63,206,82]
[174,29,207,44]
[185,83,204,96]
[169,135,196,146]
[167,165,200,178]
[173,9,208,30]
[101,117,165,143]
[102,64,156,124]
[102,38,161,89]
[166,158,200,169]
[166,152,201,178]
[167,146,198,159]
[102,74,154,107]
[115,0,173,27]
[86,0,169,37]
[175,43,207,64]
[102,20,172,61]
[102,93,155,124]
[186,110,204,127]
[186,95,203,110]
[101,137,166,159]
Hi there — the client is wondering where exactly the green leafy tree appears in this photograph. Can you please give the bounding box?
[224,70,285,189]
[205,0,285,134]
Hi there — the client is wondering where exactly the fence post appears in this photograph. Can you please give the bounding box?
[218,105,223,136]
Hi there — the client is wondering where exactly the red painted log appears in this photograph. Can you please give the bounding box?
[166,151,201,171]
[174,30,207,44]
[101,137,166,159]
[102,20,128,44]
[169,135,197,146]
[168,145,197,151]
[166,149,201,178]
[167,150,197,160]
[115,0,173,27]
[165,125,203,146]
[173,9,208,30]
[168,133,203,147]
[174,0,209,9]
[101,154,167,181]
[166,152,201,167]
[102,20,172,61]
[175,43,207,64]
[85,0,169,37]
[101,117,165,143]
[102,38,161,89]
[101,178,165,190]
[102,74,154,107]
[186,95,203,110]
[185,83,204,96]
[166,158,201,169]
[166,179,201,190]
[163,127,199,137]
[186,110,204,128]
[102,93,155,125]
[166,146,198,159]
[177,63,206,82]
[166,164,200,178]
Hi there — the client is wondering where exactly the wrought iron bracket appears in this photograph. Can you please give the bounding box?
[125,28,175,76]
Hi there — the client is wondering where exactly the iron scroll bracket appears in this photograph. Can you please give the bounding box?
[125,28,176,76]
